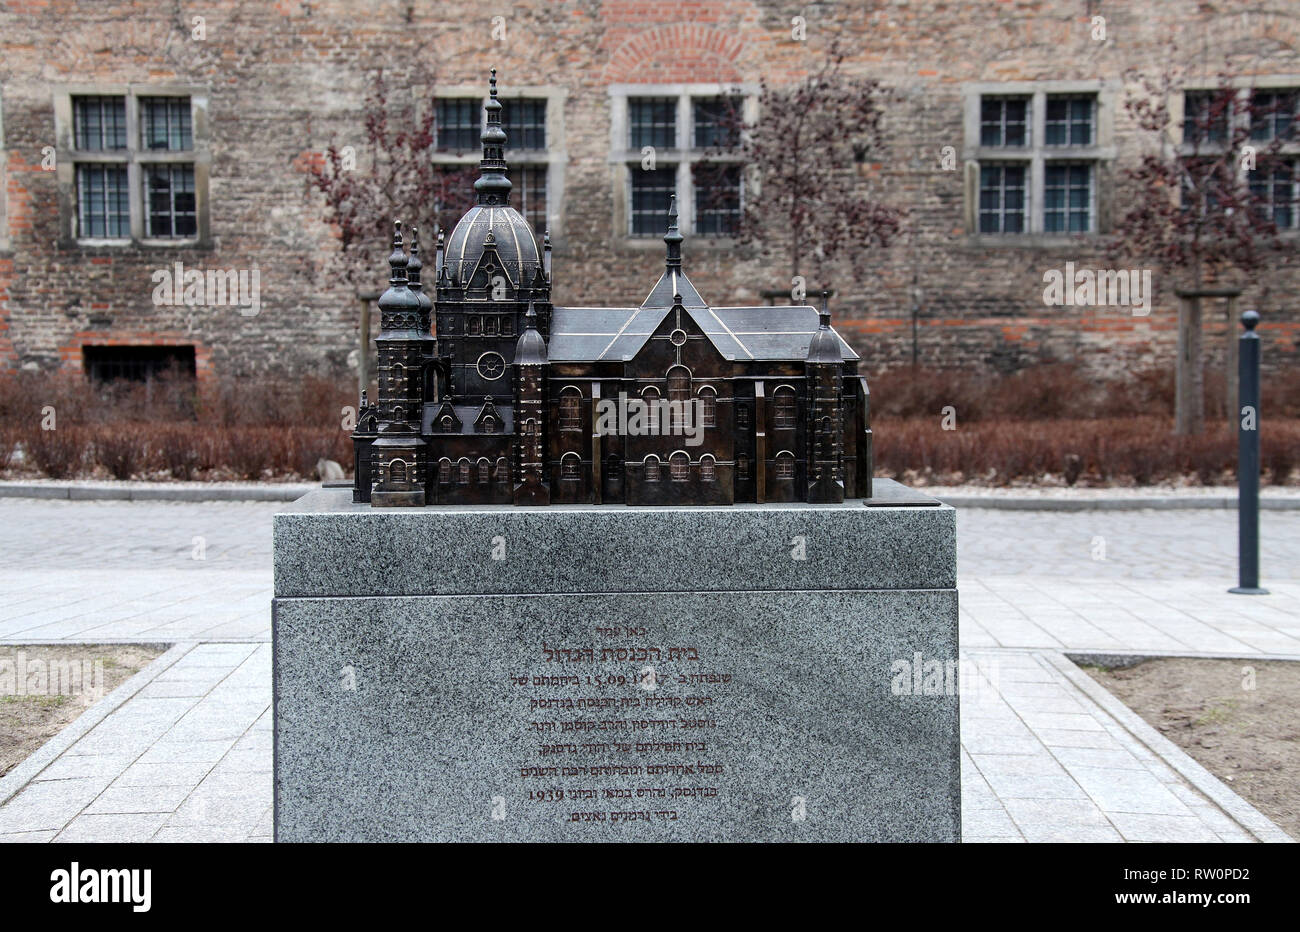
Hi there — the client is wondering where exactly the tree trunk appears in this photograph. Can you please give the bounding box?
[1175,294,1204,435]
[1225,295,1238,433]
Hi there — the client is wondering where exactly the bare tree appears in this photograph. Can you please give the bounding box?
[307,67,476,293]
[1110,68,1287,434]
[716,39,904,295]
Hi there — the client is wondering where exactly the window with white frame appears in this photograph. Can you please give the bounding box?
[56,87,208,245]
[1251,89,1298,143]
[432,88,563,238]
[1250,159,1298,229]
[610,86,751,239]
[1180,84,1300,232]
[966,84,1111,237]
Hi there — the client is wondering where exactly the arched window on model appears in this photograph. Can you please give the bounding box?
[641,386,661,434]
[438,458,452,485]
[737,455,749,479]
[667,366,690,428]
[482,415,497,433]
[522,418,537,436]
[643,454,661,482]
[697,386,717,428]
[458,457,471,484]
[391,363,404,393]
[393,405,405,423]
[670,451,689,481]
[699,454,716,481]
[477,457,491,483]
[773,386,796,430]
[775,450,795,479]
[605,453,622,479]
[560,452,581,480]
[494,457,510,483]
[559,387,582,431]
[390,459,407,484]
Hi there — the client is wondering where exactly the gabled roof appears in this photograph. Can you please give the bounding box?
[711,305,860,361]
[547,304,859,363]
[640,268,707,310]
[548,306,665,362]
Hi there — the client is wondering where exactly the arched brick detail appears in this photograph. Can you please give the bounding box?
[59,331,215,382]
[603,25,746,84]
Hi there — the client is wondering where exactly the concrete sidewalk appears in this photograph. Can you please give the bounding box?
[0,500,1295,842]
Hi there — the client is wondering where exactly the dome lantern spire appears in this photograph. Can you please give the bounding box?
[474,68,512,206]
[664,195,683,273]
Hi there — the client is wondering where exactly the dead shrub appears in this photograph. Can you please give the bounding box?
[22,425,88,479]
[93,425,148,480]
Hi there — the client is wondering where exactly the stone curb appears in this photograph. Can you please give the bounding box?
[0,642,193,808]
[935,495,1300,511]
[2,481,1299,509]
[1046,650,1296,844]
[0,483,314,503]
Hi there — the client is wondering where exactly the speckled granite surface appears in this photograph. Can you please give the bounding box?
[272,479,954,598]
[274,590,959,842]
[273,485,959,842]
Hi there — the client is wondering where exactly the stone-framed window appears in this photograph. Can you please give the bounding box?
[1250,89,1298,143]
[430,84,567,240]
[978,163,1026,234]
[435,98,482,151]
[53,85,211,247]
[963,81,1116,239]
[1177,78,1300,234]
[608,84,756,242]
[1251,159,1298,229]
[1183,90,1230,147]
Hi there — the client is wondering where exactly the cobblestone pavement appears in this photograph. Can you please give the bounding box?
[0,499,1296,842]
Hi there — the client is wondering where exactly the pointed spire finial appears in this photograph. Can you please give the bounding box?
[664,195,683,272]
[388,220,408,285]
[515,298,548,365]
[407,225,423,284]
[475,68,512,205]
[819,290,831,327]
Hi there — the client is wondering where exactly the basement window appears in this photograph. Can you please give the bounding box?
[82,345,196,383]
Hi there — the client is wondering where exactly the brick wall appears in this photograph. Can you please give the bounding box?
[0,0,1297,387]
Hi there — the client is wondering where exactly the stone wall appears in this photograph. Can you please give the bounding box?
[0,0,1297,386]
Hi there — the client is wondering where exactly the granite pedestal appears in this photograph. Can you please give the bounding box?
[272,479,960,842]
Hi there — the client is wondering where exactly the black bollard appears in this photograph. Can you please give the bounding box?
[1230,310,1268,595]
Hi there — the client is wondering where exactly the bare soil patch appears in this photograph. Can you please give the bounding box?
[0,644,165,778]
[1085,657,1300,840]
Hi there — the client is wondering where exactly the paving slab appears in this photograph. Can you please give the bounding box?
[0,501,1295,842]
